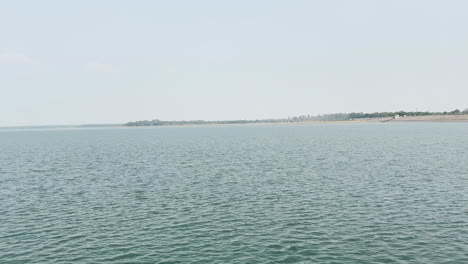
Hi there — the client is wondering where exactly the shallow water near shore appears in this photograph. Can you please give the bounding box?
[1,123,468,263]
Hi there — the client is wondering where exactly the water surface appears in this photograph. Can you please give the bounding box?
[1,123,467,263]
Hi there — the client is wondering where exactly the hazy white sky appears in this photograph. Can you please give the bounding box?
[1,0,467,126]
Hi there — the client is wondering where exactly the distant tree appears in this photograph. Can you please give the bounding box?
[123,108,465,126]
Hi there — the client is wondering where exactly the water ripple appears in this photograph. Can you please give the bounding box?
[1,124,468,263]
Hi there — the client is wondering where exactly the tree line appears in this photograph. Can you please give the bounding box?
[124,109,468,126]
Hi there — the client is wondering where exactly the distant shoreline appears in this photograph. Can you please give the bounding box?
[129,117,468,127]
[124,114,468,127]
[117,115,468,128]
[2,114,468,130]
[124,110,468,127]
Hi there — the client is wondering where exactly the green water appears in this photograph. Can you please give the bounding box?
[1,123,467,263]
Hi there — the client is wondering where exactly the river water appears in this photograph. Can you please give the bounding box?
[1,123,467,263]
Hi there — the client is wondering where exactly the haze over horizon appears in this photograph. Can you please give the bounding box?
[1,0,468,126]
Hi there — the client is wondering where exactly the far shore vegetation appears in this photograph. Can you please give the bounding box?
[125,109,468,126]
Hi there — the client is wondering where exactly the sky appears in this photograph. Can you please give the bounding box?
[1,0,468,126]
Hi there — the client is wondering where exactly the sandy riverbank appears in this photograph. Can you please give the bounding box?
[385,114,468,122]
